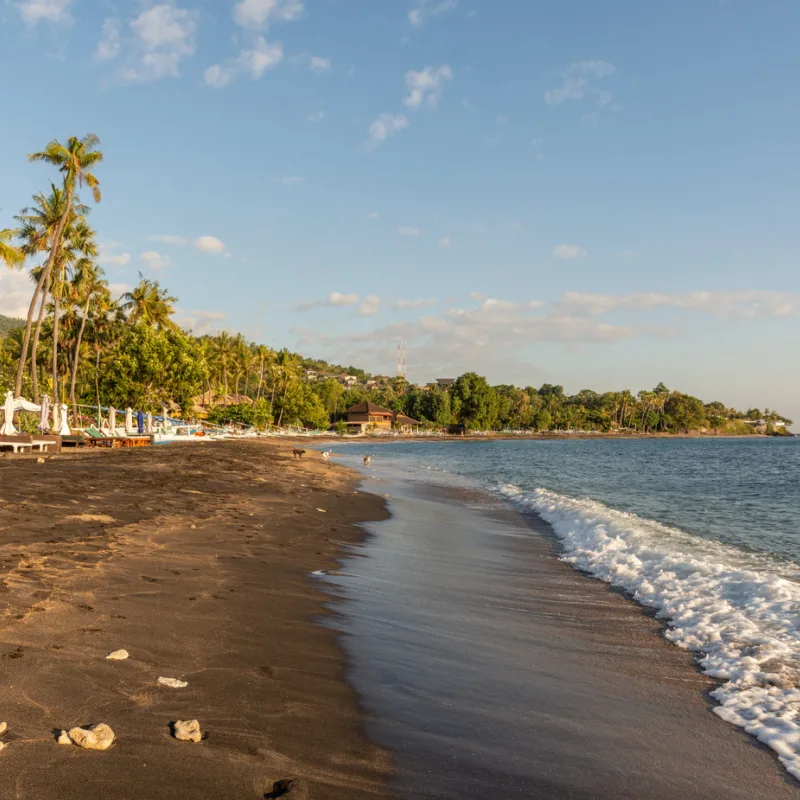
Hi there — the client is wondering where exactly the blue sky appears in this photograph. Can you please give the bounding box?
[1,0,799,420]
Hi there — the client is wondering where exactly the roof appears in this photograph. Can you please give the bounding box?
[343,401,395,415]
[394,413,420,425]
[436,378,456,386]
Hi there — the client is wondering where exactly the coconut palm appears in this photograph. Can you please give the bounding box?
[69,261,107,417]
[121,276,177,329]
[15,135,102,396]
[0,229,23,268]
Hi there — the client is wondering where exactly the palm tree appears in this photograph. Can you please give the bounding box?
[69,260,107,417]
[15,135,102,396]
[212,332,234,394]
[121,276,177,328]
[0,228,23,268]
[87,292,118,419]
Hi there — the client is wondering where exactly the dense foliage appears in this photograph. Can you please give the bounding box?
[0,135,793,434]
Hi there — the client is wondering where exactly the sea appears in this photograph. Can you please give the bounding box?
[319,438,800,797]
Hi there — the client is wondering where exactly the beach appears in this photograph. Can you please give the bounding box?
[0,441,391,799]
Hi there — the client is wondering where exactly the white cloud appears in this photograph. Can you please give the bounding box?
[17,0,73,26]
[204,64,234,88]
[108,282,133,301]
[545,60,615,106]
[559,290,800,319]
[193,236,225,253]
[149,234,188,246]
[399,226,421,237]
[204,36,283,88]
[553,244,587,261]
[438,236,452,247]
[176,309,227,335]
[366,211,380,220]
[358,295,381,316]
[233,0,303,29]
[297,291,360,311]
[122,4,196,83]
[306,111,325,123]
[277,176,304,185]
[292,53,331,72]
[404,65,453,110]
[99,252,131,267]
[94,18,121,62]
[0,269,33,318]
[368,113,409,145]
[408,0,457,27]
[395,298,437,309]
[140,250,171,271]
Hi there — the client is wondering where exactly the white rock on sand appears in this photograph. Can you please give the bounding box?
[173,719,202,742]
[158,677,188,688]
[57,730,71,745]
[106,649,129,660]
[64,723,115,750]
[0,722,7,735]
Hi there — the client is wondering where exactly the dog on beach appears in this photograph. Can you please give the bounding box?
[322,450,331,461]
[363,455,371,466]
[292,449,306,459]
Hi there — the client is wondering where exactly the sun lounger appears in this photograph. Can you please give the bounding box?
[0,434,33,454]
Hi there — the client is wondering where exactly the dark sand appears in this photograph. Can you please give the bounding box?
[0,441,392,799]
[332,477,799,799]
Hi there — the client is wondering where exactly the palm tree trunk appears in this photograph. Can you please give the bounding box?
[95,348,101,422]
[255,356,265,400]
[30,284,49,403]
[52,292,61,404]
[15,188,72,397]
[70,295,91,417]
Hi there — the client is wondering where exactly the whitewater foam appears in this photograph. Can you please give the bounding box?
[500,485,800,780]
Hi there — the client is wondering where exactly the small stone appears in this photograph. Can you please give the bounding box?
[57,730,71,745]
[0,742,5,751]
[190,524,196,529]
[68,723,115,750]
[158,677,188,688]
[316,508,326,513]
[36,457,45,464]
[106,649,129,660]
[0,722,7,735]
[173,719,202,742]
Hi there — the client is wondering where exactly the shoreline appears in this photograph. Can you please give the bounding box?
[0,441,393,799]
[332,472,798,798]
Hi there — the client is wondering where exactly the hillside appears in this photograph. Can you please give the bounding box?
[0,315,23,337]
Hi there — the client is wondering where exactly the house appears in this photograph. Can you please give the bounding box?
[304,369,319,382]
[338,374,359,387]
[341,402,421,434]
[436,378,456,389]
[342,401,395,433]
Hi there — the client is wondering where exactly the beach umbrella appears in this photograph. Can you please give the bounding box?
[137,410,144,434]
[125,408,134,435]
[58,404,70,436]
[109,407,116,435]
[162,406,170,430]
[1,391,16,435]
[39,395,50,433]
[146,412,153,434]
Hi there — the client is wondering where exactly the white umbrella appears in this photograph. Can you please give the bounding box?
[125,408,134,435]
[109,407,116,435]
[146,412,153,434]
[1,391,16,435]
[39,395,50,433]
[58,403,70,436]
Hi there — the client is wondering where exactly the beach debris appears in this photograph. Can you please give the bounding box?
[173,719,202,742]
[64,723,115,750]
[265,778,296,797]
[106,649,129,660]
[316,508,326,513]
[57,730,72,745]
[158,677,188,688]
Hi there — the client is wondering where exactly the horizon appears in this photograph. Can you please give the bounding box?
[1,1,799,422]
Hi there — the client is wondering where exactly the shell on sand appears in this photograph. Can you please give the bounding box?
[106,649,129,660]
[66,723,115,750]
[173,719,202,742]
[157,677,188,688]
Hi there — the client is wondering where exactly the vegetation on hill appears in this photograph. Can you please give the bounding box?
[0,134,793,434]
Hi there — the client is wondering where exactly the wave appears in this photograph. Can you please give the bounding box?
[500,485,800,781]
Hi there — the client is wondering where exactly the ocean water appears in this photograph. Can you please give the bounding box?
[333,438,800,783]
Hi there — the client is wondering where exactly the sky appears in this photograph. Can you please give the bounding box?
[1,0,799,421]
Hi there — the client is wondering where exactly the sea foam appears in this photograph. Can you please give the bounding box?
[500,485,800,780]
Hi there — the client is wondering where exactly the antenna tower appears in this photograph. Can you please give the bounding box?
[396,340,407,379]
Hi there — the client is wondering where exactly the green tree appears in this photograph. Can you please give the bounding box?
[121,276,177,328]
[451,372,500,430]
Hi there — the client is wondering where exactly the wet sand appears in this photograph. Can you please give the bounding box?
[0,441,392,799]
[330,476,799,799]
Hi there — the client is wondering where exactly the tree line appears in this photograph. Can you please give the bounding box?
[0,134,792,435]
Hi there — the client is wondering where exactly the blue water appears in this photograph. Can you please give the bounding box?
[339,437,800,564]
